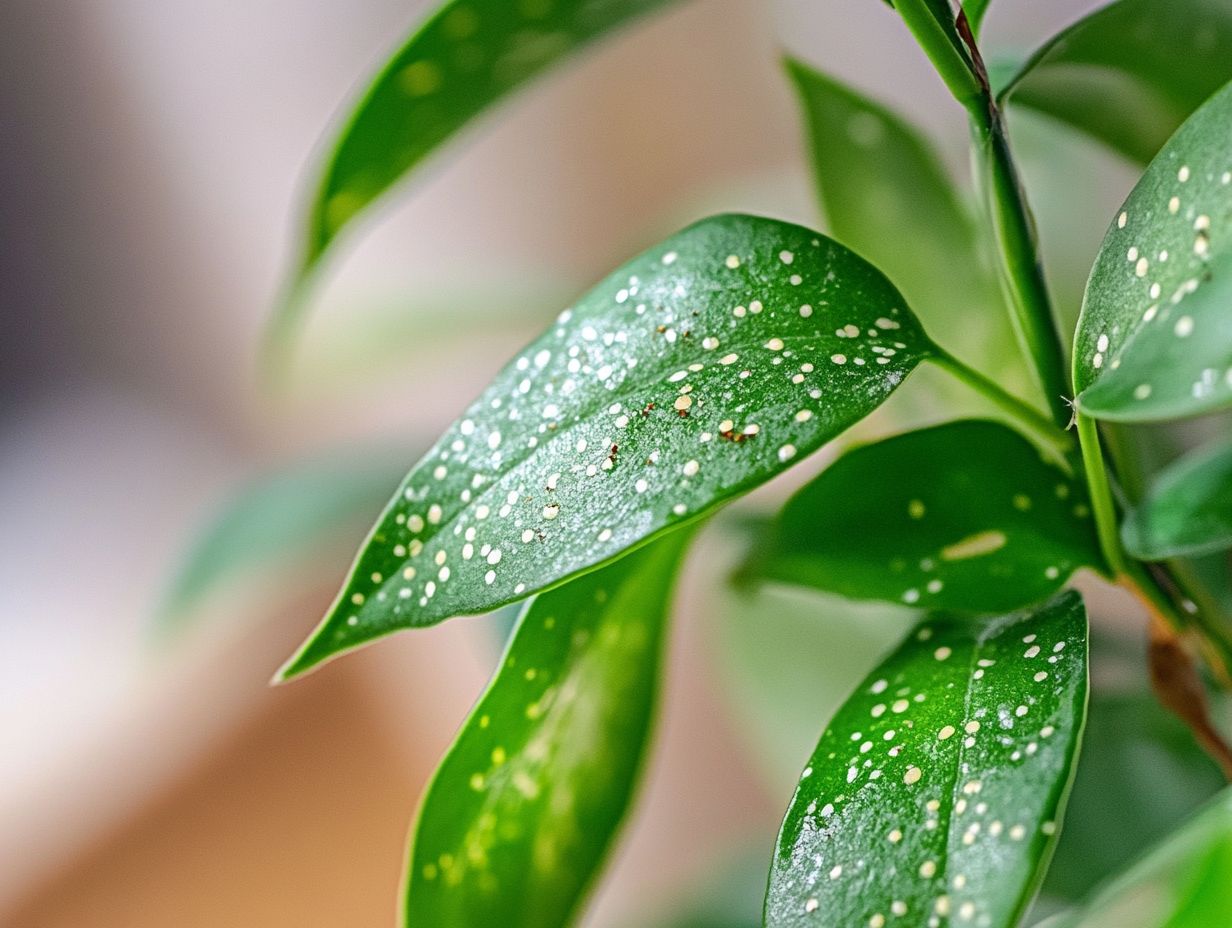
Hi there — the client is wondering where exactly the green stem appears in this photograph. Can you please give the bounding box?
[1075,413,1128,577]
[932,350,1073,463]
[972,113,1073,429]
[893,0,983,109]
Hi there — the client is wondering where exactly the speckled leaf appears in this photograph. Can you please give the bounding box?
[999,0,1232,165]
[1053,787,1232,928]
[765,591,1089,928]
[1123,437,1232,559]
[403,531,690,928]
[286,0,679,310]
[156,449,411,639]
[278,214,934,679]
[742,421,1103,614]
[1074,81,1232,422]
[784,60,1014,371]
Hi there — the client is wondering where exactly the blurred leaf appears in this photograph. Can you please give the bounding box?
[765,592,1088,928]
[999,0,1232,165]
[278,214,938,679]
[1123,437,1232,559]
[1074,81,1232,422]
[963,0,993,38]
[742,420,1103,613]
[784,59,1015,375]
[1054,788,1232,928]
[1043,689,1225,902]
[156,449,411,639]
[279,0,683,338]
[403,530,691,927]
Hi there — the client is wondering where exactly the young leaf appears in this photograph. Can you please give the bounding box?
[1053,787,1232,928]
[741,420,1103,614]
[403,530,691,928]
[278,214,936,679]
[1073,80,1232,423]
[156,449,412,639]
[284,0,681,317]
[765,591,1089,928]
[1122,437,1232,560]
[784,60,1015,368]
[999,0,1232,165]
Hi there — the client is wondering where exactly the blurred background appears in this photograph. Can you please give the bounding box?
[2,0,1222,925]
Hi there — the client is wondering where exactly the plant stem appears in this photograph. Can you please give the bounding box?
[893,0,983,109]
[972,116,1073,429]
[1075,414,1127,576]
[932,350,1073,463]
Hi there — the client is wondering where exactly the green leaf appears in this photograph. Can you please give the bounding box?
[403,530,690,927]
[999,0,1232,165]
[283,0,682,326]
[962,0,992,37]
[784,60,1015,372]
[741,420,1103,614]
[765,591,1089,928]
[1123,437,1232,559]
[1053,787,1232,928]
[1043,688,1226,902]
[156,449,412,639]
[278,214,936,679]
[1073,80,1232,422]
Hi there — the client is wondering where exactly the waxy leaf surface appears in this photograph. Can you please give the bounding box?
[280,214,934,678]
[288,0,679,304]
[403,531,690,928]
[1074,81,1232,422]
[785,60,1014,372]
[1123,437,1232,559]
[1054,787,1232,928]
[765,591,1089,928]
[1000,0,1232,165]
[743,421,1103,613]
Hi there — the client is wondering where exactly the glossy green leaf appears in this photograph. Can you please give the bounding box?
[1043,688,1226,902]
[156,449,411,639]
[765,591,1089,928]
[1053,787,1232,928]
[1123,437,1232,559]
[284,0,681,320]
[1074,81,1232,422]
[742,420,1103,614]
[279,214,936,679]
[784,60,1015,374]
[403,530,690,928]
[999,0,1232,165]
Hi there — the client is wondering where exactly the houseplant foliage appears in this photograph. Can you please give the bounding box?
[230,0,1232,923]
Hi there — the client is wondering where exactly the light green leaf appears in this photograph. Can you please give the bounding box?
[403,530,690,927]
[1043,688,1226,902]
[784,60,1015,373]
[999,0,1232,165]
[1123,437,1232,559]
[156,449,411,639]
[1054,787,1232,928]
[281,0,682,331]
[1074,81,1232,422]
[765,591,1089,928]
[278,214,937,679]
[741,420,1103,614]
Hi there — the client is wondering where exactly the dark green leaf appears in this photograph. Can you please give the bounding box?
[278,214,936,679]
[765,591,1089,928]
[1043,688,1226,902]
[156,449,411,639]
[1123,437,1232,559]
[999,0,1232,165]
[742,420,1103,613]
[784,60,1017,377]
[1053,787,1232,928]
[403,530,690,927]
[282,0,681,326]
[1074,81,1232,422]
